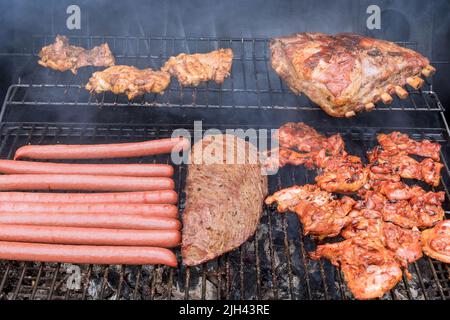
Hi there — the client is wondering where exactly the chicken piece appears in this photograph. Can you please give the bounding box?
[359,191,444,229]
[377,132,441,161]
[342,216,423,267]
[266,184,355,238]
[372,180,436,201]
[421,220,450,264]
[368,147,442,187]
[38,35,115,74]
[315,151,369,193]
[162,49,233,86]
[270,32,431,117]
[85,65,171,99]
[309,237,403,299]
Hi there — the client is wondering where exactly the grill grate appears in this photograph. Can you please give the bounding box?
[1,35,443,118]
[0,122,448,300]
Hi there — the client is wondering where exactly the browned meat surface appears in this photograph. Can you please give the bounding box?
[162,49,233,86]
[182,134,267,266]
[270,33,432,117]
[342,216,422,267]
[377,132,441,161]
[309,237,403,299]
[357,190,444,229]
[38,35,115,74]
[265,185,355,238]
[85,65,171,99]
[367,147,443,187]
[421,220,450,264]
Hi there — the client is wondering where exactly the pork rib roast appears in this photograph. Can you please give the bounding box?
[182,134,268,266]
[270,33,435,117]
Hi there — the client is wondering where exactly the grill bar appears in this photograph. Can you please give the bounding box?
[0,36,442,121]
[0,123,449,300]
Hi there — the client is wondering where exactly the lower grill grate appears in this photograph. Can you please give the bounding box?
[0,122,449,300]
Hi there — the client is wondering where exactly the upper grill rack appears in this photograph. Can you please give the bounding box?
[1,35,443,114]
[0,122,449,300]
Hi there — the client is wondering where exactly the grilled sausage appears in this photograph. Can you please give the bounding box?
[0,225,181,247]
[0,202,178,218]
[14,137,190,160]
[0,241,178,266]
[0,190,178,204]
[0,160,174,177]
[0,174,174,191]
[0,212,181,230]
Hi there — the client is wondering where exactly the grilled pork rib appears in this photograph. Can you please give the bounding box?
[38,35,115,74]
[270,33,433,117]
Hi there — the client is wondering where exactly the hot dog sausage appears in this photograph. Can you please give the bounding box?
[0,212,181,230]
[14,137,190,160]
[0,160,174,177]
[0,241,178,266]
[0,225,181,247]
[0,174,174,191]
[0,202,178,218]
[0,190,178,204]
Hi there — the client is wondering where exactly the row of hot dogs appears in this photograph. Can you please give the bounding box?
[0,137,190,267]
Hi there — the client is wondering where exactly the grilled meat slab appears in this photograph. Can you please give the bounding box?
[162,49,233,87]
[421,220,450,264]
[270,33,432,117]
[310,237,403,299]
[38,35,115,74]
[85,65,171,99]
[182,134,267,266]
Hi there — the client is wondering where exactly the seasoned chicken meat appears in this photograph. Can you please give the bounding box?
[309,237,403,299]
[270,32,433,117]
[265,185,355,238]
[421,220,450,264]
[162,49,233,86]
[377,132,441,161]
[38,35,115,74]
[85,65,171,99]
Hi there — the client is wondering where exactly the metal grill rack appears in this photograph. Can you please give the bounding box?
[1,35,443,116]
[0,123,449,300]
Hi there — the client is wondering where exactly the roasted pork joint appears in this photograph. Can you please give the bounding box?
[421,220,450,264]
[86,65,171,99]
[270,33,432,117]
[309,237,403,300]
[162,49,233,86]
[38,35,115,74]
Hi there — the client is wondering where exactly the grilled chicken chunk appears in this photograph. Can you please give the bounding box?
[421,220,450,264]
[368,147,442,187]
[270,33,432,117]
[310,237,403,300]
[85,65,171,99]
[38,35,115,74]
[342,216,422,267]
[377,132,441,161]
[162,49,233,86]
[266,185,355,238]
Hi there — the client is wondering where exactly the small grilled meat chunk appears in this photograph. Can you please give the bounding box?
[270,32,431,117]
[38,35,115,74]
[86,65,171,99]
[421,220,450,264]
[377,132,441,161]
[266,185,355,238]
[342,216,422,267]
[162,49,233,87]
[309,237,403,300]
[368,147,442,187]
[182,134,267,266]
